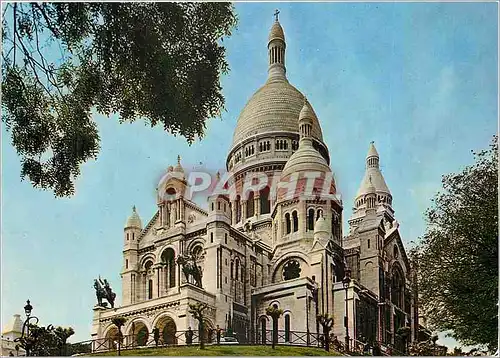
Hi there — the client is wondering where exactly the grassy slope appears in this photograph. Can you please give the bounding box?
[93,345,343,356]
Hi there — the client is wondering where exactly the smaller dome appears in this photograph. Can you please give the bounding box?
[299,101,315,124]
[281,140,330,178]
[269,21,285,43]
[314,214,330,235]
[125,206,142,229]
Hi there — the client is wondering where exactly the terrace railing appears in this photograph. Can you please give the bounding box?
[67,330,407,356]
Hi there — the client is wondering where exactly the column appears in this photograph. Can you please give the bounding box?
[158,205,164,226]
[242,200,248,221]
[179,199,185,221]
[231,201,237,225]
[170,202,177,223]
[276,206,282,240]
[298,200,306,234]
[254,195,260,218]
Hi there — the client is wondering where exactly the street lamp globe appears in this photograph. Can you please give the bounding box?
[24,300,33,317]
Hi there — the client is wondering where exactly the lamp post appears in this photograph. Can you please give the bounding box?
[15,300,39,357]
[342,270,351,353]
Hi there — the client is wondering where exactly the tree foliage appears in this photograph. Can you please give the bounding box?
[2,2,237,196]
[265,305,283,349]
[412,136,498,351]
[16,324,74,356]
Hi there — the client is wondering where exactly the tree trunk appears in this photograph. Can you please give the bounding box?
[324,328,330,352]
[199,320,205,350]
[272,318,278,349]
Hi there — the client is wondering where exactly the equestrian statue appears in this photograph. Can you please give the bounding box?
[177,255,203,288]
[93,277,116,308]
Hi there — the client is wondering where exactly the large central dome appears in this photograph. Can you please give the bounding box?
[231,81,324,146]
[230,19,324,149]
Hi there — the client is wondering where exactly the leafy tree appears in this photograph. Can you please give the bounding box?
[188,302,208,349]
[316,313,334,352]
[265,305,283,349]
[2,2,237,197]
[412,136,498,352]
[16,323,74,356]
[111,316,126,355]
[53,326,75,355]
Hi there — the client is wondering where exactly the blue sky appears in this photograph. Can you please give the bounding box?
[1,2,497,348]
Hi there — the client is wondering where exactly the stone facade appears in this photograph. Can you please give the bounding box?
[92,16,418,352]
[1,314,25,356]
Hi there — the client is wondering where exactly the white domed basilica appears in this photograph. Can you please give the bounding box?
[92,15,418,353]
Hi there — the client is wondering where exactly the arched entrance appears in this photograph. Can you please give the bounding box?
[104,326,120,351]
[155,315,177,345]
[129,321,149,347]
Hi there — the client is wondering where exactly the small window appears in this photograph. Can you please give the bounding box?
[284,315,291,342]
[212,203,214,211]
[224,203,227,212]
[210,233,214,243]
[148,279,153,299]
[225,259,228,266]
[225,277,228,284]
[126,233,129,241]
[368,239,370,249]
[132,233,135,240]
[125,259,128,269]
[225,233,228,244]
[218,202,221,210]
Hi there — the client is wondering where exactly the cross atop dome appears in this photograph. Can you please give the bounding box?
[274,9,280,22]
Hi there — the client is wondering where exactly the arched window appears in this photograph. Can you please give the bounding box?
[260,187,270,214]
[292,211,298,232]
[307,209,315,231]
[235,260,240,281]
[391,264,405,308]
[247,192,255,218]
[261,318,267,344]
[316,209,323,220]
[231,262,234,279]
[285,213,291,234]
[148,279,153,299]
[235,196,241,223]
[284,315,290,342]
[283,260,301,280]
[161,249,176,288]
[210,233,213,243]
